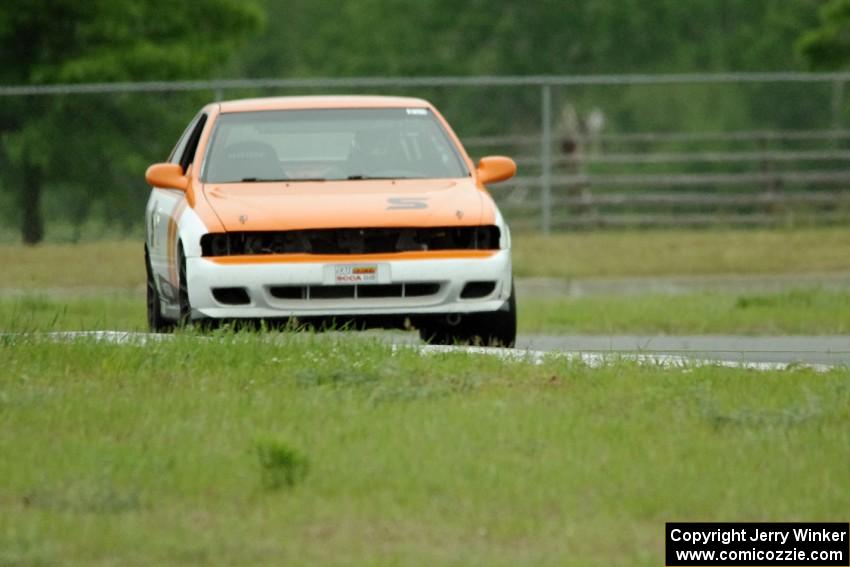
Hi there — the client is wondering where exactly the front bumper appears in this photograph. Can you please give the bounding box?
[186,250,512,319]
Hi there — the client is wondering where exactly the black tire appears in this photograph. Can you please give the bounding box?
[477,282,517,347]
[146,246,173,333]
[417,323,453,346]
[176,244,219,331]
[177,244,191,327]
[418,279,517,348]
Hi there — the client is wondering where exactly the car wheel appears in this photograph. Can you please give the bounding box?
[177,244,191,327]
[146,247,173,333]
[176,244,219,331]
[418,279,517,348]
[464,280,517,347]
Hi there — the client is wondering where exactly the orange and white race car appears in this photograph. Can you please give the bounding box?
[144,95,517,345]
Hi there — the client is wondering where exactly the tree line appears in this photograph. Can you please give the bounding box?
[2,0,850,243]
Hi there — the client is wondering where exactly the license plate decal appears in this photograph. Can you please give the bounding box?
[334,265,379,284]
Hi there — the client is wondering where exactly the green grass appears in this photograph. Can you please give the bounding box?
[0,294,145,332]
[513,226,850,279]
[1,334,848,565]
[3,226,850,290]
[2,288,849,335]
[0,241,143,289]
[519,288,850,335]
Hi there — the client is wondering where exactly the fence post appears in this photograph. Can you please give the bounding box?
[541,84,553,234]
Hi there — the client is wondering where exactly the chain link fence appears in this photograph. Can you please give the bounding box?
[2,72,850,240]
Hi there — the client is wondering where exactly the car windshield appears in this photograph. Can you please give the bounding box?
[202,108,469,183]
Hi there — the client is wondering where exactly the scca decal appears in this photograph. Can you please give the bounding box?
[386,197,428,210]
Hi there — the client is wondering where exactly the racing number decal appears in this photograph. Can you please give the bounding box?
[386,197,428,210]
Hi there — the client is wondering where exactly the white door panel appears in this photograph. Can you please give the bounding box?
[148,188,183,303]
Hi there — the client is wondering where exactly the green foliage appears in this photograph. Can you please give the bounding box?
[238,0,817,78]
[0,1,837,238]
[798,0,850,69]
[222,1,823,146]
[0,0,264,242]
[0,0,264,84]
[256,438,308,490]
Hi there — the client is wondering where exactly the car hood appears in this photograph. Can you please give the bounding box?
[201,178,493,232]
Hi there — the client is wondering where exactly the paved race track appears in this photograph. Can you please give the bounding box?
[516,335,850,366]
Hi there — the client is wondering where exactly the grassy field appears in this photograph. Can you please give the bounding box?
[521,288,850,335]
[512,226,850,279]
[0,295,145,333]
[2,227,850,290]
[1,334,848,565]
[3,288,850,335]
[0,241,144,290]
[2,229,847,564]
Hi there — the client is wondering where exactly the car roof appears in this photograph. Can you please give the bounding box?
[217,95,432,113]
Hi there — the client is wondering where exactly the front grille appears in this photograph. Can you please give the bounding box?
[201,226,500,256]
[269,282,441,300]
[358,284,402,298]
[309,286,354,300]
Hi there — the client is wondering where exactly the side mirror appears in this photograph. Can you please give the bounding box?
[476,156,516,185]
[145,163,188,191]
